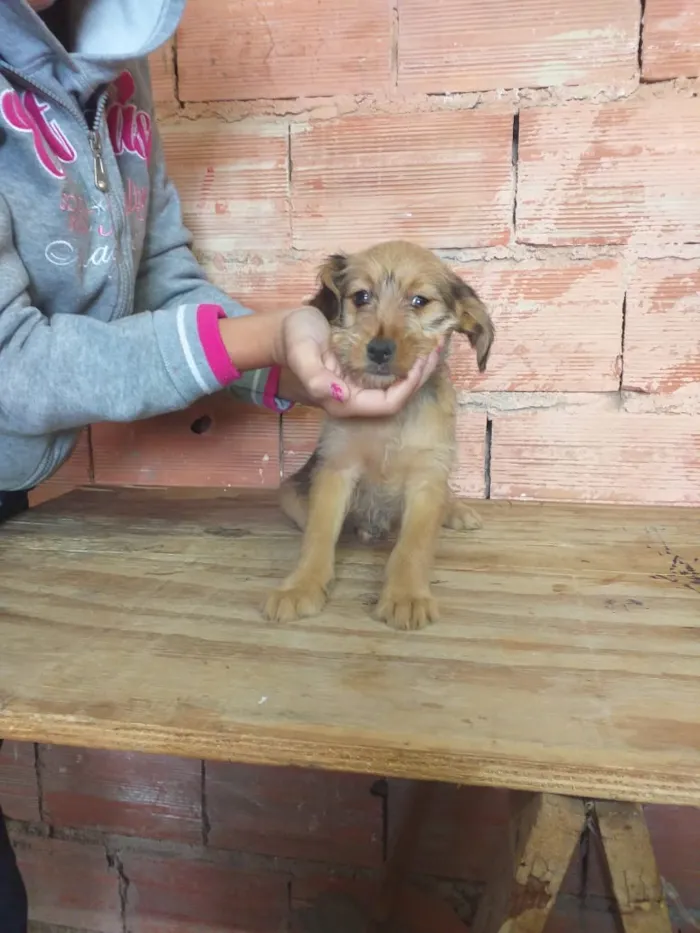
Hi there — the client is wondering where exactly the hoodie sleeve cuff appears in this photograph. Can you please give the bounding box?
[180,300,295,412]
[196,304,241,386]
[262,365,294,412]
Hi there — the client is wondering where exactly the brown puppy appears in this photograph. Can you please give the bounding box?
[264,240,494,630]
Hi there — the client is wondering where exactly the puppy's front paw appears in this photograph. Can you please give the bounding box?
[376,585,438,631]
[263,580,327,622]
[444,500,482,532]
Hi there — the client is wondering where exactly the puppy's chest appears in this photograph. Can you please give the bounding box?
[320,415,453,489]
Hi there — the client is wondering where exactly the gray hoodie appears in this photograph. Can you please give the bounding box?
[0,0,290,491]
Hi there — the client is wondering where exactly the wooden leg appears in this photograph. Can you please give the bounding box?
[370,781,433,932]
[594,801,673,933]
[471,792,586,933]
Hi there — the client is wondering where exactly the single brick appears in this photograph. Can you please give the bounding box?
[387,780,509,882]
[450,260,624,392]
[291,111,513,251]
[41,745,203,843]
[123,848,290,933]
[201,255,320,314]
[160,116,290,253]
[0,741,40,824]
[517,95,700,246]
[545,898,620,933]
[644,804,700,911]
[29,429,92,507]
[399,0,638,93]
[15,834,122,933]
[148,41,176,104]
[206,761,383,867]
[291,874,469,933]
[490,410,700,504]
[92,397,280,488]
[642,0,700,79]
[623,259,700,396]
[177,0,392,100]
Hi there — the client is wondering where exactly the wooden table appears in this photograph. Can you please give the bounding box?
[2,486,698,932]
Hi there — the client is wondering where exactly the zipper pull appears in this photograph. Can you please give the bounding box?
[88,130,109,192]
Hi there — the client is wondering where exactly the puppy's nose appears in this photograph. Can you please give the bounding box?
[366,338,396,364]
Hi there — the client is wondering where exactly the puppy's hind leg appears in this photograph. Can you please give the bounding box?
[279,479,307,531]
[443,496,482,532]
[278,451,321,531]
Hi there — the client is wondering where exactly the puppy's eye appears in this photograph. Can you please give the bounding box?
[411,295,430,309]
[352,290,372,308]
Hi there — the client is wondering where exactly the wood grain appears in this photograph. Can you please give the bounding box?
[2,487,700,805]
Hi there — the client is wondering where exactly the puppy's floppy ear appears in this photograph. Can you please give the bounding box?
[449,274,494,373]
[307,253,347,323]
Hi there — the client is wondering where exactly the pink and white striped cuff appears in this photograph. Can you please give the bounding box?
[196,304,240,386]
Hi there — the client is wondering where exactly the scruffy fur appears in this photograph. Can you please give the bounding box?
[263,241,495,630]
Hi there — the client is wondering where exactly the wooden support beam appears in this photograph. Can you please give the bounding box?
[471,792,586,933]
[371,781,434,932]
[594,801,673,933]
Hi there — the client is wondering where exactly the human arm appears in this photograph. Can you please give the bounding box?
[0,195,246,436]
[132,114,294,412]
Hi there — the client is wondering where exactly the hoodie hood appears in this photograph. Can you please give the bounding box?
[0,0,186,96]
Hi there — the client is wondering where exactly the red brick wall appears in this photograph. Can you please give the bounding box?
[2,742,699,930]
[18,1,700,930]
[0,742,700,933]
[34,0,700,508]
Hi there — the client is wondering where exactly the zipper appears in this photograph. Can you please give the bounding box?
[0,64,87,127]
[88,128,108,192]
[0,64,109,192]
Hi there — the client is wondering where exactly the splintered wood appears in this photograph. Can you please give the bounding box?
[595,802,673,933]
[1,487,700,806]
[472,794,673,933]
[471,793,585,933]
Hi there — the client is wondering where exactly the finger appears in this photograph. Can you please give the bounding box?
[380,362,428,412]
[290,341,350,403]
[321,350,343,377]
[328,362,428,418]
[416,346,441,386]
[304,368,350,404]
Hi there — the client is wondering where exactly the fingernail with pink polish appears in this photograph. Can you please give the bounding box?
[331,382,345,402]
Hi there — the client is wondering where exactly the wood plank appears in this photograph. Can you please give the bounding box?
[371,781,433,931]
[1,487,700,805]
[471,793,586,933]
[595,801,673,933]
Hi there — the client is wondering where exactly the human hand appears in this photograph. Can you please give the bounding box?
[276,306,441,418]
